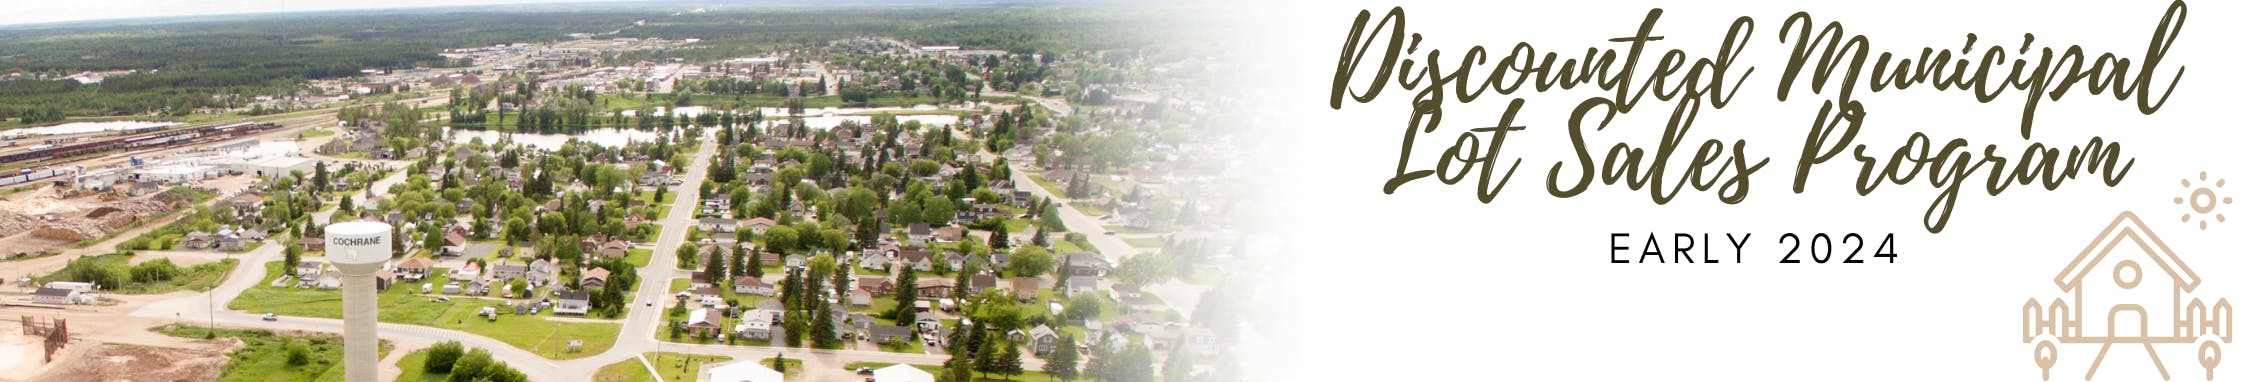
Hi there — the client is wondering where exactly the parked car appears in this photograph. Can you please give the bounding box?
[261,313,278,321]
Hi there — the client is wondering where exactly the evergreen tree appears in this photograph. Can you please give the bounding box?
[892,268,919,324]
[1043,335,1081,381]
[705,249,727,284]
[811,294,836,347]
[730,245,747,278]
[283,240,303,276]
[747,246,765,278]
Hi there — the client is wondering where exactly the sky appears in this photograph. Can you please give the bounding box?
[0,0,634,26]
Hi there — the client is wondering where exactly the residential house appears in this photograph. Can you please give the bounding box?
[297,237,326,251]
[968,274,997,295]
[492,263,528,280]
[734,276,775,296]
[559,291,595,314]
[915,279,954,299]
[295,261,327,279]
[699,217,738,233]
[750,300,785,325]
[581,267,612,289]
[1066,276,1100,297]
[1008,277,1042,301]
[1029,324,1060,356]
[317,271,344,289]
[870,325,917,344]
[849,290,874,306]
[857,276,894,295]
[907,223,932,246]
[1065,252,1111,276]
[901,250,934,272]
[742,218,777,235]
[686,308,726,337]
[526,259,555,286]
[735,317,773,340]
[691,272,714,289]
[396,258,434,281]
[859,249,892,270]
[933,226,965,243]
[441,232,468,256]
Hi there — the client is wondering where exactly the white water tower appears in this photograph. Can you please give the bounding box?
[325,221,391,382]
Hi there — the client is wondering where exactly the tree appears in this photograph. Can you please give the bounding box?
[705,249,727,284]
[765,226,800,252]
[1112,253,1175,286]
[988,228,1010,250]
[923,197,955,225]
[425,341,465,373]
[1162,346,1192,382]
[449,348,497,382]
[771,352,788,373]
[730,244,747,278]
[283,241,304,277]
[1006,246,1055,278]
[285,338,312,366]
[1043,335,1081,381]
[1064,292,1103,321]
[988,336,1025,378]
[891,268,919,324]
[811,294,837,347]
[954,261,977,300]
[678,243,700,268]
[747,245,765,277]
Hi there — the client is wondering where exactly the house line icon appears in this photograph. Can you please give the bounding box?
[2024,211,2233,380]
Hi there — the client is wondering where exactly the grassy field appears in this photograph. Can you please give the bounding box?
[627,248,654,267]
[430,299,620,359]
[391,348,448,382]
[155,324,390,382]
[1121,237,1163,248]
[231,262,622,359]
[636,190,678,218]
[37,253,236,294]
[645,353,733,382]
[593,357,657,382]
[1027,175,1067,198]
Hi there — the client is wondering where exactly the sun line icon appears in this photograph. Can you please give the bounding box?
[2174,171,2232,230]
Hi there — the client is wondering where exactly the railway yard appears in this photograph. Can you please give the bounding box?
[0,97,432,258]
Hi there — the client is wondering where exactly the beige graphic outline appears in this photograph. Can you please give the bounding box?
[2023,211,2233,380]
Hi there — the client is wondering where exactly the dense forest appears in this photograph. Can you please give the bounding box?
[0,3,1203,125]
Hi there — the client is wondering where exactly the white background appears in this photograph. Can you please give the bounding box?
[1236,0,2256,380]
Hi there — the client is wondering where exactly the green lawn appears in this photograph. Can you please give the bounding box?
[232,262,622,359]
[1121,237,1163,248]
[645,352,732,382]
[593,357,657,382]
[1003,219,1033,234]
[1068,202,1108,217]
[391,348,448,382]
[668,278,690,294]
[37,253,236,294]
[432,300,620,359]
[1027,175,1067,198]
[627,248,654,267]
[635,191,678,218]
[1052,241,1086,254]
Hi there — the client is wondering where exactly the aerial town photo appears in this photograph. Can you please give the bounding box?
[0,2,1273,381]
